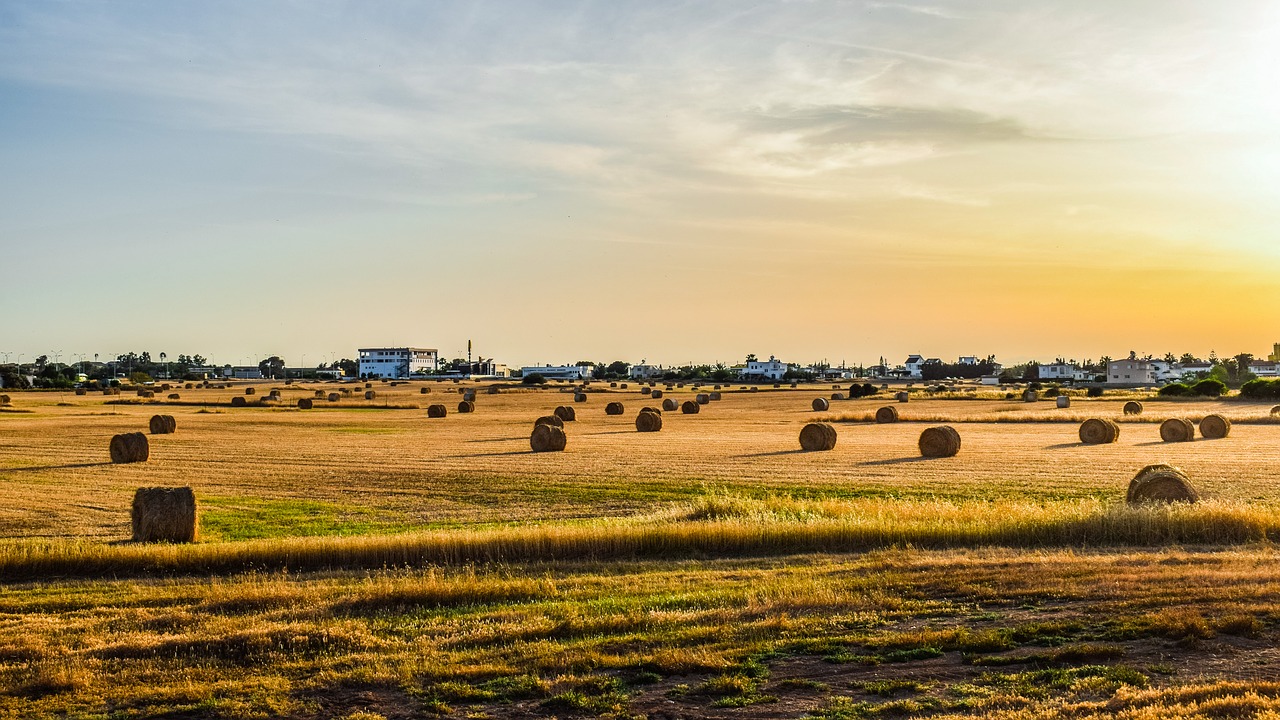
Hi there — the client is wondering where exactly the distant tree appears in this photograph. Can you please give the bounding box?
[258,356,285,379]
[522,373,545,385]
[605,361,630,378]
[745,353,757,363]
[1179,353,1200,365]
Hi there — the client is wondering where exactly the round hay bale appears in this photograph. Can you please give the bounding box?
[364,390,377,400]
[1159,418,1195,443]
[677,383,685,389]
[101,389,114,397]
[161,384,171,391]
[831,393,844,400]
[462,390,477,401]
[1272,405,1280,416]
[554,405,576,422]
[245,387,255,395]
[875,406,899,423]
[535,415,564,429]
[605,401,624,416]
[710,392,721,401]
[681,400,700,414]
[258,396,276,406]
[919,426,961,458]
[635,410,663,432]
[131,487,198,543]
[620,383,628,389]
[530,424,567,452]
[488,386,501,394]
[750,386,759,392]
[1023,390,1038,403]
[167,393,180,400]
[790,382,798,388]
[1078,418,1120,445]
[75,388,87,396]
[365,382,373,388]
[1123,401,1144,416]
[458,400,475,413]
[799,422,837,451]
[427,404,447,418]
[297,398,313,410]
[341,388,352,395]
[1200,414,1231,440]
[109,432,150,464]
[1056,396,1071,409]
[811,397,829,411]
[327,393,341,402]
[773,383,781,389]
[715,385,722,390]
[574,393,587,403]
[185,383,193,389]
[420,387,431,394]
[610,382,617,388]
[646,390,661,399]
[696,393,711,405]
[148,415,177,435]
[641,387,652,396]
[1127,464,1199,504]
[662,398,679,412]
[230,396,247,407]
[314,390,326,398]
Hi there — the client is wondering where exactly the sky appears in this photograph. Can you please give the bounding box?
[2,0,1278,369]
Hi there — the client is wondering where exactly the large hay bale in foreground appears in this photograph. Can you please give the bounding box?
[696,393,711,405]
[327,393,341,402]
[1200,414,1231,439]
[132,487,198,543]
[1123,401,1144,416]
[1078,418,1120,445]
[148,415,177,435]
[535,415,564,429]
[635,409,663,432]
[364,390,377,400]
[919,426,961,458]
[799,422,837,451]
[1056,396,1071,409]
[605,401,624,416]
[574,393,587,403]
[457,400,475,413]
[1127,464,1199,504]
[875,406,899,424]
[896,391,909,403]
[554,405,576,422]
[297,398,313,410]
[662,398,679,412]
[110,432,150,464]
[230,396,247,407]
[530,424,567,452]
[811,397,829,411]
[426,404,447,418]
[681,400,700,414]
[1160,418,1195,443]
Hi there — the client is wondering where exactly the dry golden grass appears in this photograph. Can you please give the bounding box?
[1,384,1279,540]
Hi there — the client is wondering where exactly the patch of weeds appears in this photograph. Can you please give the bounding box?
[695,670,776,708]
[859,679,930,697]
[824,653,882,665]
[964,643,1126,667]
[479,674,551,701]
[776,678,828,692]
[881,647,943,663]
[430,682,497,702]
[977,665,1148,699]
[628,670,662,685]
[808,696,875,719]
[1147,663,1176,675]
[1215,614,1263,637]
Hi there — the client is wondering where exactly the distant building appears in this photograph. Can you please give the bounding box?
[1107,359,1156,385]
[902,355,925,379]
[958,356,979,366]
[358,347,439,379]
[1251,360,1280,378]
[520,364,593,380]
[225,365,263,380]
[1037,362,1077,381]
[1270,344,1280,362]
[1179,362,1214,379]
[739,356,788,381]
[979,375,1001,386]
[629,364,666,380]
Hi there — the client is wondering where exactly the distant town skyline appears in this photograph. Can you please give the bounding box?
[3,2,1278,362]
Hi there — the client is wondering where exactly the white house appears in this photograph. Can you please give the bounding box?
[958,356,979,366]
[358,347,439,379]
[1038,362,1077,381]
[1179,362,1214,380]
[1149,360,1187,384]
[979,375,1001,386]
[1107,359,1156,385]
[629,364,666,380]
[740,356,788,381]
[904,354,925,379]
[520,364,593,380]
[1250,361,1280,378]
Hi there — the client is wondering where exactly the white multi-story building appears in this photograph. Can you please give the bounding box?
[1251,361,1280,378]
[358,347,439,378]
[740,356,788,381]
[520,364,593,380]
[904,355,925,378]
[629,364,665,380]
[1107,359,1156,385]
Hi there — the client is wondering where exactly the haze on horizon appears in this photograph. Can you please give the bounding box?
[2,1,1278,368]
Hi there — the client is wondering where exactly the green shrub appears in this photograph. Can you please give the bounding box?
[1241,379,1280,401]
[1192,379,1227,397]
[1087,386,1104,398]
[521,373,545,385]
[1159,383,1190,397]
